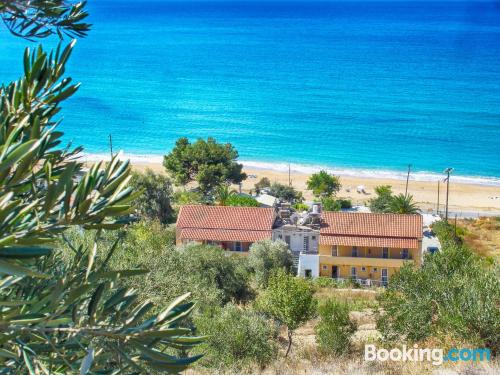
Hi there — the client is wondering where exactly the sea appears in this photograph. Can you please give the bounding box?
[1,1,500,185]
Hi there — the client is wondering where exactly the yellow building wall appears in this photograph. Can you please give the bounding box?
[319,244,421,267]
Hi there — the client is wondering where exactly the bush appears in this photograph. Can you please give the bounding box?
[369,185,393,213]
[312,277,351,289]
[256,270,317,356]
[254,177,271,193]
[321,196,341,211]
[293,202,310,212]
[337,198,352,209]
[130,169,175,223]
[377,242,500,352]
[194,304,278,370]
[248,240,293,288]
[315,299,357,355]
[268,182,303,203]
[226,194,260,207]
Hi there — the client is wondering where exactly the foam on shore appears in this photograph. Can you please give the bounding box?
[81,152,500,187]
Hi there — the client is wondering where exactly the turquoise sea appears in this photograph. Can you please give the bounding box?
[1,1,500,184]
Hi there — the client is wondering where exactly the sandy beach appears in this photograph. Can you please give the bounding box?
[130,161,500,216]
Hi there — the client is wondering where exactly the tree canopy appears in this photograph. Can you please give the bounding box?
[163,137,247,195]
[268,182,303,203]
[306,170,341,197]
[369,186,419,214]
[0,4,202,373]
[130,169,175,224]
[0,0,90,39]
[257,270,316,357]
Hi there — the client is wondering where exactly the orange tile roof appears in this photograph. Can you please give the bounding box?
[319,235,419,249]
[321,212,422,239]
[176,205,275,243]
[319,212,422,249]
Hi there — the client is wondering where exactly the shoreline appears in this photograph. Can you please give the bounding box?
[82,152,500,188]
[116,157,500,217]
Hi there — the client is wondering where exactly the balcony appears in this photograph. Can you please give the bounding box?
[319,255,413,268]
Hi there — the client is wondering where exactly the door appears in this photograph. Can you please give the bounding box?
[381,269,388,285]
[331,266,338,279]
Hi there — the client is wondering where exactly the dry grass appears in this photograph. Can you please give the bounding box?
[456,217,500,260]
[185,287,499,374]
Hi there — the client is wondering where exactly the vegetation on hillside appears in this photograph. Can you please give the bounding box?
[163,137,247,196]
[0,4,202,372]
[306,170,341,197]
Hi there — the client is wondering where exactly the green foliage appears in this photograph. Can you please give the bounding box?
[0,41,202,372]
[226,194,260,207]
[377,243,500,352]
[172,189,204,205]
[194,304,278,369]
[321,196,341,211]
[214,183,237,205]
[0,1,90,39]
[256,270,316,356]
[315,299,357,355]
[248,240,293,288]
[389,193,419,214]
[293,202,310,212]
[369,185,394,213]
[312,277,351,289]
[306,170,341,197]
[268,182,303,203]
[369,186,419,214]
[431,220,462,246]
[337,198,352,209]
[101,231,253,308]
[130,169,175,224]
[254,177,271,193]
[163,137,247,195]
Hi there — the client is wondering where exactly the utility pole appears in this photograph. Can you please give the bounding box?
[288,163,291,187]
[436,180,440,215]
[405,164,412,196]
[109,134,113,160]
[443,167,453,221]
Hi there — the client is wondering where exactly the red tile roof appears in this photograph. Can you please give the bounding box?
[319,235,419,249]
[176,205,275,243]
[319,212,422,249]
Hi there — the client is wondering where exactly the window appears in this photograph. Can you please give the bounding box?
[322,265,328,270]
[331,245,338,256]
[312,236,316,240]
[402,248,409,259]
[350,267,357,279]
[285,235,291,246]
[383,247,389,259]
[381,269,388,285]
[305,269,312,278]
[361,267,366,272]
[278,234,282,239]
[352,246,358,257]
[303,236,309,252]
[234,242,242,252]
[373,268,378,272]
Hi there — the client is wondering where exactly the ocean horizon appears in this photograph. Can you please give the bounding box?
[1,1,500,184]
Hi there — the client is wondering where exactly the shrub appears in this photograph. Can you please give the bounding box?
[226,194,260,207]
[194,304,278,369]
[369,185,393,213]
[306,170,341,197]
[248,240,293,288]
[256,270,317,356]
[321,196,341,211]
[315,299,357,355]
[254,177,271,193]
[377,242,500,352]
[130,169,175,223]
[337,198,352,209]
[268,182,303,203]
[293,202,310,212]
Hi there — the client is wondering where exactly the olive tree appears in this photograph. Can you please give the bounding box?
[0,3,203,373]
[256,270,316,357]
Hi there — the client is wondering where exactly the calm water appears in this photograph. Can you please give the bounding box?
[1,1,500,183]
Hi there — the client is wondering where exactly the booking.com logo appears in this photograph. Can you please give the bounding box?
[364,344,491,366]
